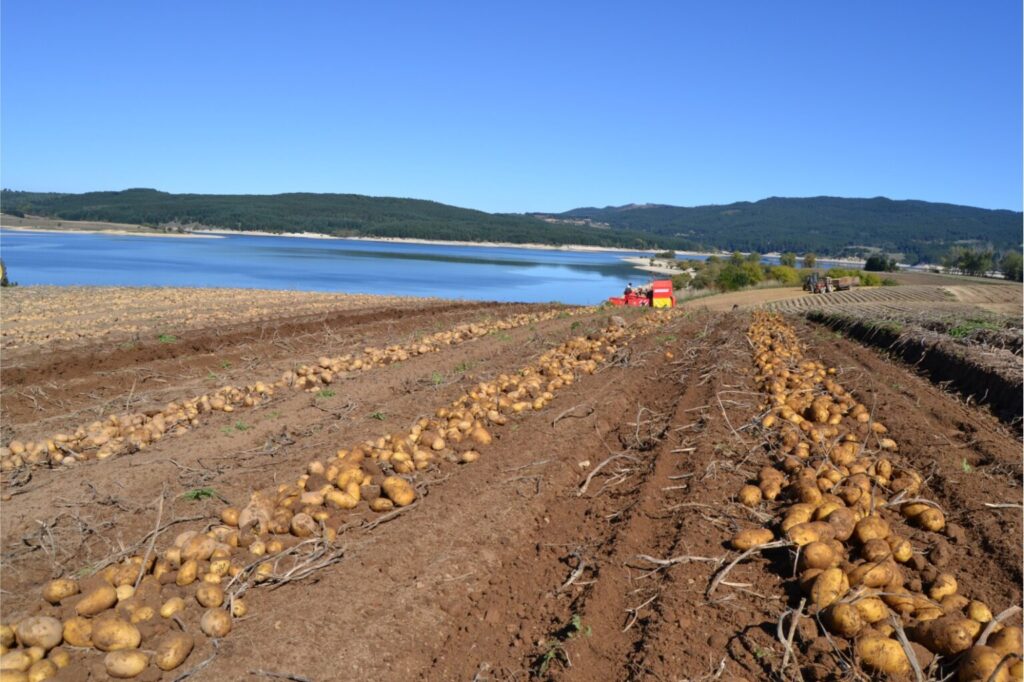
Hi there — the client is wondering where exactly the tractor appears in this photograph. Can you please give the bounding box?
[803,272,857,294]
[608,279,676,308]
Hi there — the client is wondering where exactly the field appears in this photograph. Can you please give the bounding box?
[0,284,1021,681]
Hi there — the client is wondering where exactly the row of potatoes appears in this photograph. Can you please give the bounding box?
[0,308,584,472]
[736,312,1021,680]
[0,312,677,680]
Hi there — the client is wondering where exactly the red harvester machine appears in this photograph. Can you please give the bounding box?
[608,280,676,308]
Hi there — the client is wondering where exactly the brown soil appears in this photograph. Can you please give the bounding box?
[1,292,1020,681]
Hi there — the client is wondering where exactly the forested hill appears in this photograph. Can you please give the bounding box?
[545,196,1021,263]
[2,189,1019,263]
[0,189,676,250]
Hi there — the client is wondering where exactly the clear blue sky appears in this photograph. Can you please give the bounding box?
[2,1,1021,212]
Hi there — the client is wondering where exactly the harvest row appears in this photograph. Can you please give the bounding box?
[733,312,1020,680]
[0,310,679,680]
[0,307,585,472]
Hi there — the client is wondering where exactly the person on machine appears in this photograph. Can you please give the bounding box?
[624,282,634,296]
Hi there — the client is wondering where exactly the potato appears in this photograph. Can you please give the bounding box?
[75,584,118,616]
[115,585,135,602]
[196,584,224,608]
[917,508,946,532]
[737,485,762,507]
[0,626,12,649]
[460,450,480,464]
[912,616,975,656]
[159,597,185,619]
[230,599,248,618]
[129,607,154,624]
[781,504,816,532]
[0,651,31,672]
[853,515,890,544]
[989,627,1023,657]
[91,618,141,652]
[860,539,891,563]
[104,650,148,679]
[886,535,913,563]
[176,559,199,586]
[848,559,896,589]
[824,507,856,542]
[41,579,79,605]
[289,513,318,538]
[15,618,62,651]
[854,596,889,623]
[220,507,240,527]
[810,568,849,609]
[324,489,358,510]
[181,534,216,562]
[730,528,774,550]
[966,601,993,623]
[153,632,194,671]
[941,594,971,614]
[200,609,232,638]
[61,617,92,648]
[381,476,416,507]
[929,573,957,601]
[958,645,1011,682]
[23,649,42,665]
[369,497,394,513]
[45,649,69,669]
[856,635,910,675]
[26,659,57,682]
[0,670,28,682]
[823,602,863,638]
[787,521,834,546]
[798,542,836,571]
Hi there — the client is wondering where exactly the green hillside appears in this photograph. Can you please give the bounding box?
[548,196,1021,263]
[2,189,1019,263]
[0,189,678,251]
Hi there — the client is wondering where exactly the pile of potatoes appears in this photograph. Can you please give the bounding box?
[277,309,580,392]
[0,312,676,679]
[734,312,1022,680]
[1,309,585,472]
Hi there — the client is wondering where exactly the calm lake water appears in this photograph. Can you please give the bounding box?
[0,231,657,305]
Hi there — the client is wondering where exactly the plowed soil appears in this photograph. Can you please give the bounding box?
[0,288,1020,681]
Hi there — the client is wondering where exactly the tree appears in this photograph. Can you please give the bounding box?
[802,253,817,268]
[780,252,797,267]
[864,254,898,272]
[1000,251,1023,281]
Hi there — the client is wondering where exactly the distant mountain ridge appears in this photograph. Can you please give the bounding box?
[541,196,1021,263]
[2,189,1019,263]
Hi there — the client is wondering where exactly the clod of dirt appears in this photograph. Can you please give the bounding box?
[944,522,967,544]
[930,538,953,567]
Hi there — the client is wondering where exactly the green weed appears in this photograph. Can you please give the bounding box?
[370,411,387,421]
[157,333,177,344]
[233,420,250,431]
[316,389,336,399]
[961,458,974,473]
[181,487,217,501]
[430,371,444,385]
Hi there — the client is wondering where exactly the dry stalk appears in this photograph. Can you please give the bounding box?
[707,540,790,597]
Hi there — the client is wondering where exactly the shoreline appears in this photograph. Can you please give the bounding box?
[0,225,220,239]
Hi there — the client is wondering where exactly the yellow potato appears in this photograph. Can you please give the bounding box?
[853,596,889,623]
[966,601,993,623]
[26,659,57,682]
[91,618,141,652]
[989,627,1023,657]
[104,650,148,679]
[14,618,62,651]
[810,568,849,609]
[0,651,32,672]
[230,599,248,618]
[856,635,910,676]
[61,617,92,648]
[787,521,835,546]
[823,507,856,542]
[912,616,975,656]
[0,626,12,649]
[886,535,913,563]
[369,497,394,513]
[928,573,957,601]
[75,584,118,616]
[200,609,232,638]
[41,579,79,605]
[160,597,186,619]
[0,670,28,682]
[730,528,774,550]
[848,560,895,589]
[176,559,199,586]
[153,632,194,671]
[381,476,416,507]
[181,534,216,562]
[823,603,863,638]
[917,508,946,532]
[45,648,69,669]
[798,542,836,571]
[957,645,1011,682]
[853,515,890,544]
[195,584,224,608]
[737,485,762,507]
[860,539,891,563]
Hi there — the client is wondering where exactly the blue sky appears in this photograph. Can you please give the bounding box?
[2,1,1021,212]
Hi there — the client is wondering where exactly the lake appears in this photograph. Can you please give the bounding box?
[0,231,658,305]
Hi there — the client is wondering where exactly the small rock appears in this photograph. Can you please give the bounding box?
[906,553,927,572]
[707,632,729,649]
[944,522,967,544]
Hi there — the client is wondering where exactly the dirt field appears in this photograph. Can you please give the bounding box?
[0,287,1021,681]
